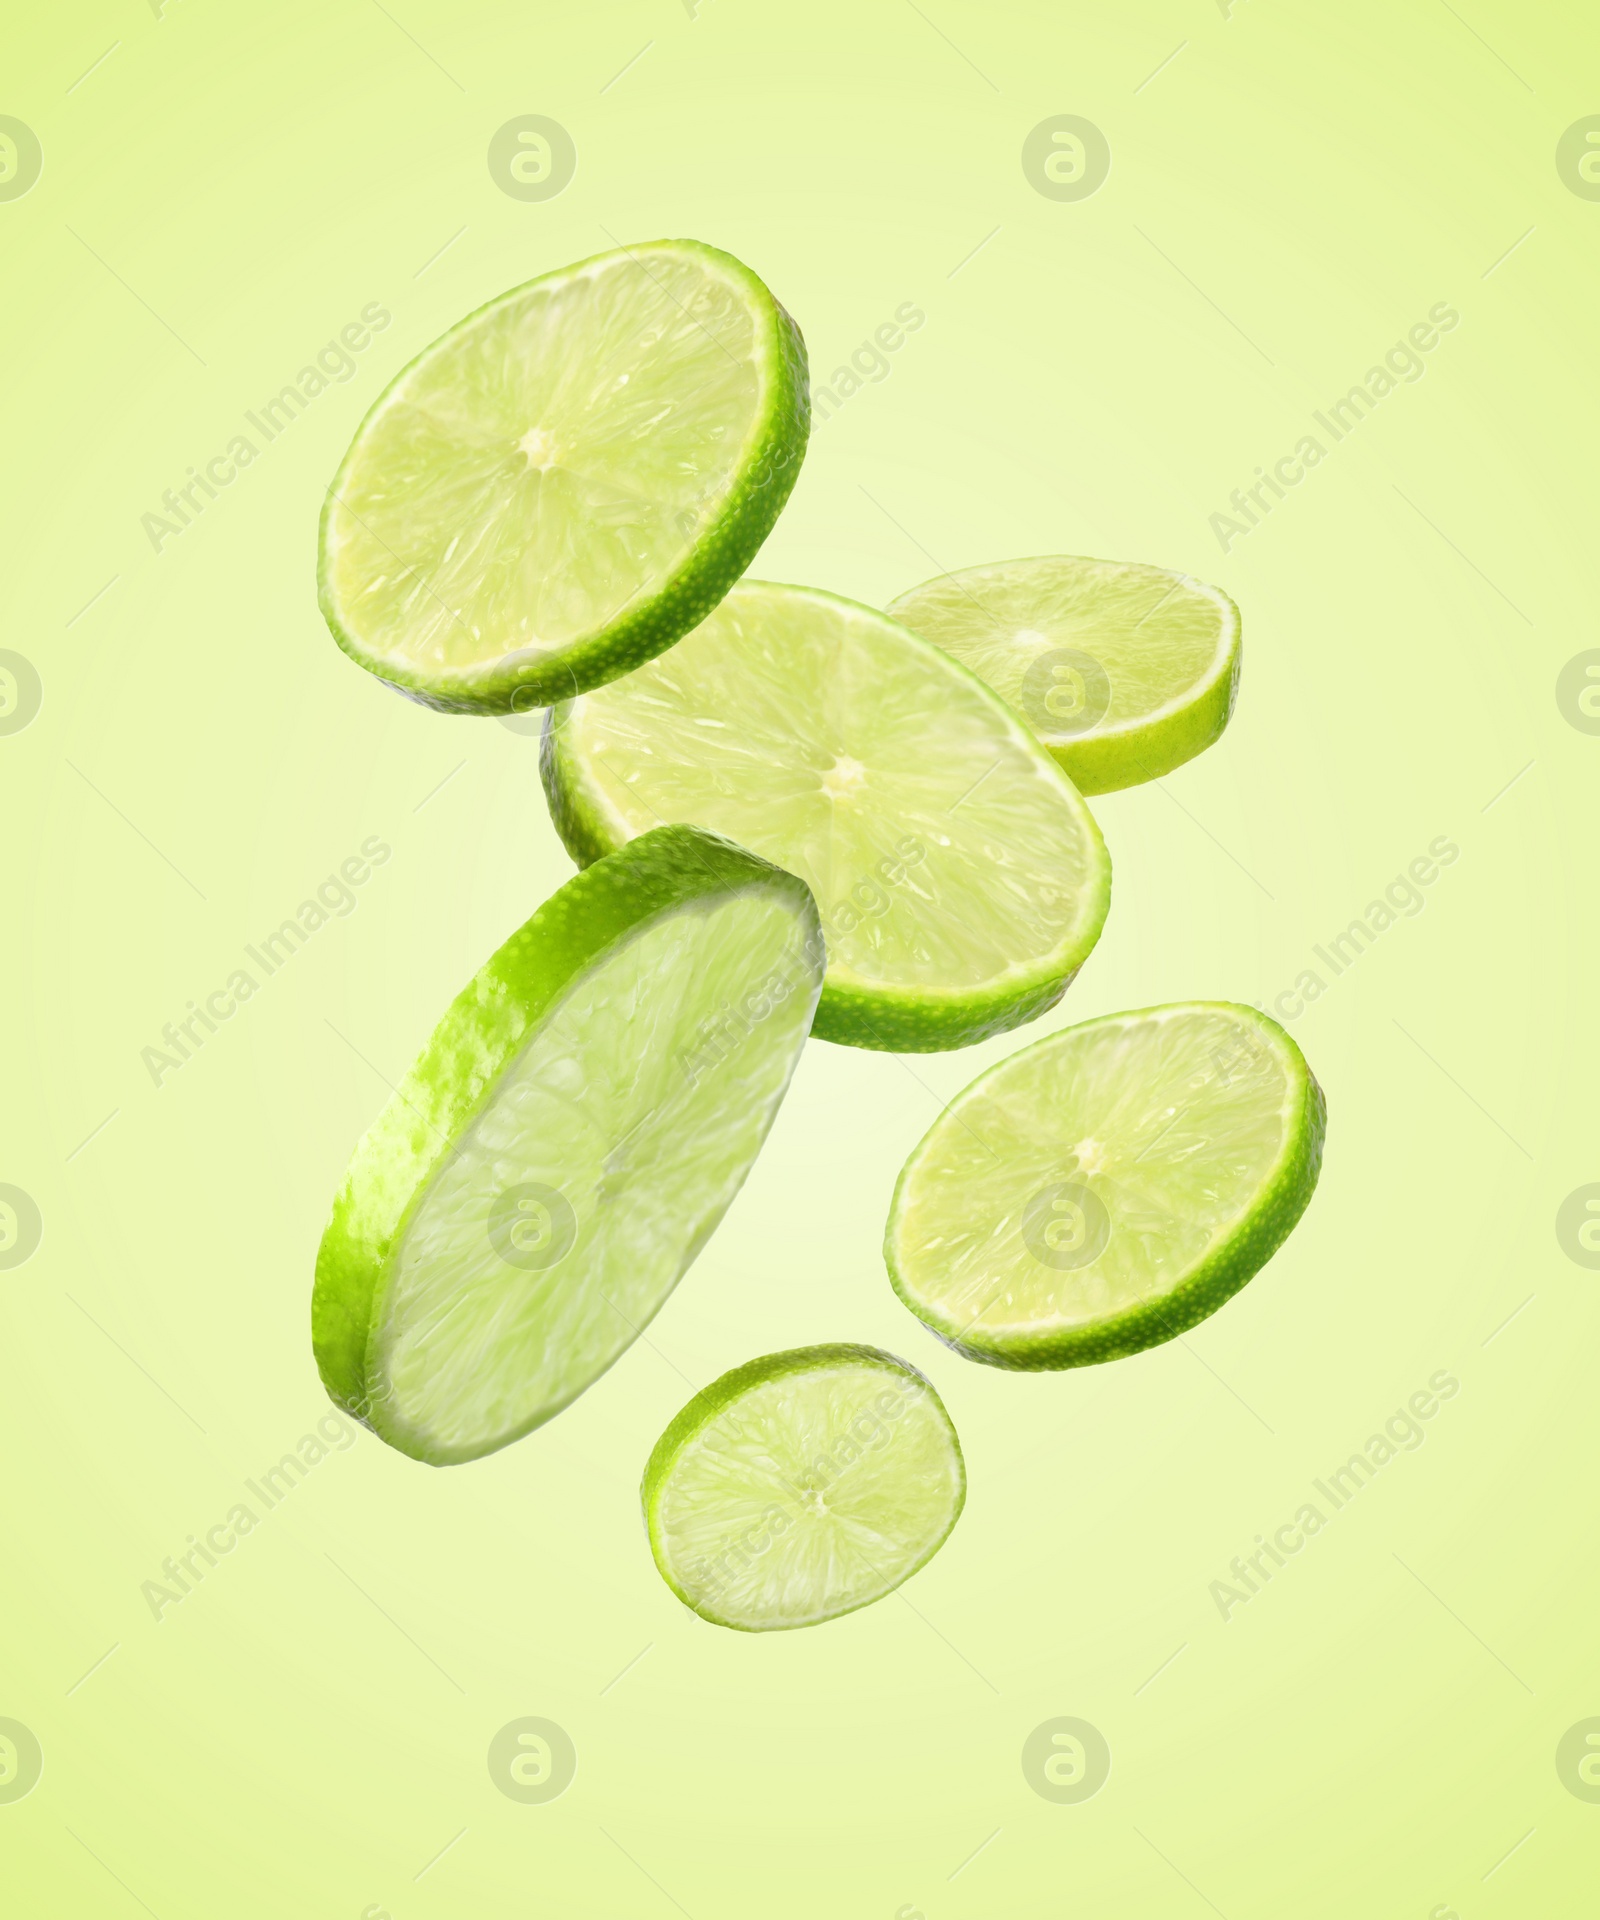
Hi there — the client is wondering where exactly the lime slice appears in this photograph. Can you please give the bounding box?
[888,556,1240,794]
[642,1344,965,1631]
[312,825,823,1465]
[319,239,809,715]
[886,1002,1324,1368]
[541,580,1111,1052]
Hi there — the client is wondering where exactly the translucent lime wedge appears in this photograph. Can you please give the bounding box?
[319,240,809,714]
[312,826,823,1465]
[889,555,1240,794]
[642,1344,965,1631]
[886,1002,1324,1368]
[541,580,1111,1052]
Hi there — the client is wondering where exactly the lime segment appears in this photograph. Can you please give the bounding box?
[319,240,809,713]
[889,555,1240,794]
[886,1002,1324,1368]
[312,825,824,1464]
[642,1344,966,1631]
[542,579,1111,1052]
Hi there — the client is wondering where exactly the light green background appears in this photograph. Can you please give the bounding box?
[3,1,1596,1913]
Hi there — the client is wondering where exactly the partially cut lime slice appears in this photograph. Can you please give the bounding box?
[888,556,1240,794]
[312,825,823,1465]
[319,240,809,714]
[886,1002,1324,1368]
[642,1344,965,1631]
[541,580,1111,1052]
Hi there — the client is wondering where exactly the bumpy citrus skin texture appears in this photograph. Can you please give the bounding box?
[318,239,809,715]
[889,556,1241,795]
[884,1003,1325,1370]
[541,580,1111,1054]
[311,825,822,1464]
[642,1344,966,1631]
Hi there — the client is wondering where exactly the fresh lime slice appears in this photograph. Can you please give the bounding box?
[319,240,809,715]
[888,556,1240,795]
[886,1002,1324,1368]
[642,1344,965,1631]
[542,580,1111,1052]
[312,825,823,1465]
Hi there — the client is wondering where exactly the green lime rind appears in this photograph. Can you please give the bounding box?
[540,579,1112,1054]
[318,239,809,715]
[312,824,822,1464]
[811,966,1078,1054]
[888,555,1241,795]
[642,1343,966,1631]
[1060,641,1239,794]
[884,1002,1325,1370]
[1062,624,1239,794]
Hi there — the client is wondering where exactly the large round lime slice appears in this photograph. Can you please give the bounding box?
[319,240,809,714]
[886,1002,1324,1368]
[541,579,1111,1052]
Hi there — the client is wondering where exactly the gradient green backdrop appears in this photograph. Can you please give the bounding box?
[3,1,1597,1913]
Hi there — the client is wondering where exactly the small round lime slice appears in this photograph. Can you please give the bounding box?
[886,1002,1324,1368]
[889,555,1240,794]
[312,825,824,1465]
[642,1344,966,1631]
[319,239,809,714]
[541,579,1111,1052]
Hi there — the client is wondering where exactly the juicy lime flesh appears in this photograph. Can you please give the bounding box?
[652,1361,963,1629]
[889,557,1232,747]
[893,1006,1296,1345]
[326,249,764,678]
[374,889,816,1458]
[557,584,1106,997]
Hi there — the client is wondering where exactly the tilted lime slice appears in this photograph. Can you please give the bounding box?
[888,556,1240,795]
[886,1002,1324,1368]
[642,1344,965,1631]
[319,240,809,714]
[312,825,823,1465]
[541,580,1111,1052]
